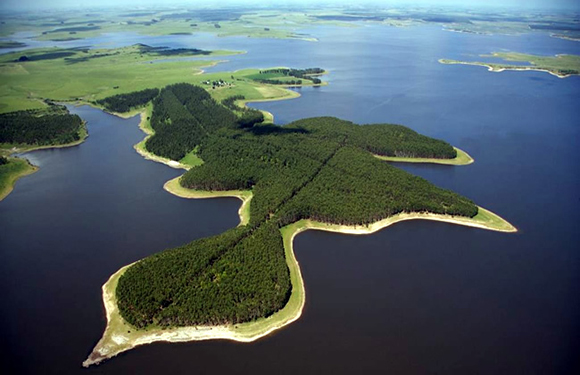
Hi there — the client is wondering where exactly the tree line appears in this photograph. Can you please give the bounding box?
[257,67,324,84]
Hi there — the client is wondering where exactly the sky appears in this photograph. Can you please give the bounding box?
[1,0,578,12]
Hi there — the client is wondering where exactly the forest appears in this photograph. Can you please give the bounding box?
[144,84,238,160]
[0,105,84,146]
[96,88,159,113]
[221,95,264,128]
[115,83,477,329]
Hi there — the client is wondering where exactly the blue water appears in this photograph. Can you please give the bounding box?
[1,24,579,374]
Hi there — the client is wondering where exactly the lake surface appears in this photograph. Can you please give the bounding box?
[1,25,579,374]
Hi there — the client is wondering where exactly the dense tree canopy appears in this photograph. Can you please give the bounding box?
[116,83,477,329]
[0,106,83,146]
[96,88,159,113]
[145,83,237,160]
[221,95,264,128]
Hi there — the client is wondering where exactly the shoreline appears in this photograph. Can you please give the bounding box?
[0,124,88,201]
[92,103,193,170]
[237,87,301,123]
[438,59,575,79]
[84,192,515,366]
[163,176,252,226]
[3,124,88,156]
[374,147,474,165]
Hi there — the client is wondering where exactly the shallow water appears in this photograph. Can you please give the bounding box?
[1,24,579,374]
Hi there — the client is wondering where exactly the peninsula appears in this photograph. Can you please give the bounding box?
[439,52,580,78]
[83,83,516,366]
[0,41,326,199]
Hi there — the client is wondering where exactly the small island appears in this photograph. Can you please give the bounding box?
[82,83,516,366]
[439,52,580,78]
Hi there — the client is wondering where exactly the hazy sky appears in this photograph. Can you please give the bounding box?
[1,0,579,12]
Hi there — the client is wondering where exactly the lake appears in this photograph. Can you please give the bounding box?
[0,24,578,374]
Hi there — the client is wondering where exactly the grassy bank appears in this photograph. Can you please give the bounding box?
[374,147,474,165]
[0,157,38,201]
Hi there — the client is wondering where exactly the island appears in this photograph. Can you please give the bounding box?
[439,52,580,78]
[81,83,516,366]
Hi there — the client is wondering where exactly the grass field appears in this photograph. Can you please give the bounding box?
[0,45,317,114]
[440,52,580,78]
[0,45,245,113]
[0,9,354,42]
[0,157,37,201]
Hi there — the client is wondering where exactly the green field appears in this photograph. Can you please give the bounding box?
[1,5,576,48]
[0,157,37,201]
[0,9,353,42]
[0,45,315,114]
[440,52,580,78]
[0,45,245,113]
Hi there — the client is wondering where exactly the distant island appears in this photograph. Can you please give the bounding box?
[81,83,516,366]
[439,52,580,78]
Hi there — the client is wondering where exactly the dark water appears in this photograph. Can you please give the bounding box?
[1,25,579,374]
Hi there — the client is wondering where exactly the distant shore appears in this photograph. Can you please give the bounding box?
[438,58,576,79]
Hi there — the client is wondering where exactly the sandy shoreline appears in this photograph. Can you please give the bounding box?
[374,147,474,166]
[163,176,252,226]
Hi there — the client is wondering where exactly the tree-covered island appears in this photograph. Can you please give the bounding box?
[83,83,515,366]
